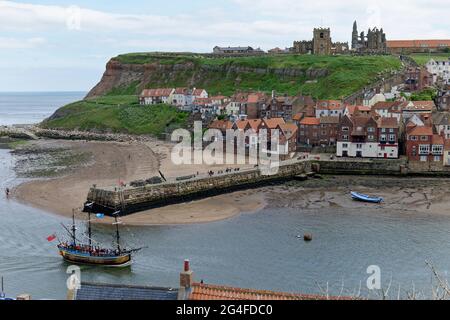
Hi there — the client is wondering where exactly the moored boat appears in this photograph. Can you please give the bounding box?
[351,192,383,204]
[56,206,141,268]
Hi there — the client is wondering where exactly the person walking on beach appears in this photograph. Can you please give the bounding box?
[5,188,10,198]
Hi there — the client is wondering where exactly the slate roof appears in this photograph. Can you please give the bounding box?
[74,282,178,301]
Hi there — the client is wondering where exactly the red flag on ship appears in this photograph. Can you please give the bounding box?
[46,234,57,242]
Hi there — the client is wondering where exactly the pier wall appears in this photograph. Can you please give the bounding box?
[316,159,407,175]
[87,161,312,215]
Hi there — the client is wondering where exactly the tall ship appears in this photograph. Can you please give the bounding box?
[57,204,141,267]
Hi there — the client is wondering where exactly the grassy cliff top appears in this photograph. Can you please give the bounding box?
[112,53,402,98]
[41,95,189,136]
[410,53,450,66]
[114,52,402,70]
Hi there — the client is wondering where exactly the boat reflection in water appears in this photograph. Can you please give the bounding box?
[57,204,141,268]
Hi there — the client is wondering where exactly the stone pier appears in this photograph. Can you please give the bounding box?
[86,160,312,215]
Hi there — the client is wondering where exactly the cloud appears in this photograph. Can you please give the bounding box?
[0,37,46,49]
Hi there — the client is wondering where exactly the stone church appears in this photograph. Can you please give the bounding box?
[293,28,348,55]
[351,21,387,54]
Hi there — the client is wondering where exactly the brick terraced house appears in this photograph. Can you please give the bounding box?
[337,115,399,158]
[405,125,444,163]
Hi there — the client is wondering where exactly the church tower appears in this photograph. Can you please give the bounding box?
[313,28,332,55]
[352,21,359,50]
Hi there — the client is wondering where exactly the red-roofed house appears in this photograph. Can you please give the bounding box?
[177,260,352,301]
[316,100,345,118]
[140,88,175,105]
[169,88,195,107]
[299,117,321,146]
[337,115,399,158]
[406,125,444,162]
[192,88,208,99]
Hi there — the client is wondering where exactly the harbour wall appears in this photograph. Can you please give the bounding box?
[87,160,312,215]
[316,159,407,175]
[87,157,450,216]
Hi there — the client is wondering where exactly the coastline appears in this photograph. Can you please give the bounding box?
[10,134,450,226]
[12,138,264,225]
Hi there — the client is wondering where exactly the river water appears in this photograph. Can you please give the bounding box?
[1,93,450,300]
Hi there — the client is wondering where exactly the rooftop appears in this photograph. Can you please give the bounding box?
[300,117,321,125]
[407,125,434,136]
[189,283,352,301]
[73,282,179,300]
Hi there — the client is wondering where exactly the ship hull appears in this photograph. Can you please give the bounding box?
[59,248,132,267]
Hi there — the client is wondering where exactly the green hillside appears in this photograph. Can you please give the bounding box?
[41,95,189,136]
[112,53,402,99]
[43,53,403,136]
[410,53,450,66]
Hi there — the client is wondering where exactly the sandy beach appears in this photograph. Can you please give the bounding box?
[12,138,450,226]
[13,139,264,225]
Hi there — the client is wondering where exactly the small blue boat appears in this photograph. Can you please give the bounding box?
[351,192,383,203]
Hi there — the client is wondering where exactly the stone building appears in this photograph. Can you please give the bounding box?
[351,21,387,54]
[292,27,348,55]
[313,28,332,55]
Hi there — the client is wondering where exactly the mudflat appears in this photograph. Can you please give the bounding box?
[13,139,264,225]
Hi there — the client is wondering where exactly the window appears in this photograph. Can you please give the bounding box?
[420,136,428,141]
[368,127,375,133]
[342,135,349,141]
[420,155,427,162]
[381,128,386,133]
[380,134,387,142]
[342,126,349,132]
[410,136,418,141]
[432,145,444,155]
[368,135,375,141]
[419,145,430,155]
[357,144,363,149]
[434,156,441,162]
[342,143,348,149]
[389,134,396,142]
[389,128,395,133]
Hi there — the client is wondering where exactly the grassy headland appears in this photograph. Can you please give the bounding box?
[41,95,189,136]
[112,53,403,99]
[410,53,450,66]
[43,53,402,135]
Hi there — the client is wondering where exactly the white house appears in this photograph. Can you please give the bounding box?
[169,88,194,107]
[140,88,175,105]
[363,92,386,107]
[426,59,450,85]
[192,88,209,100]
[315,100,345,118]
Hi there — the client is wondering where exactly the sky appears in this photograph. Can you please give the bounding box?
[0,0,449,92]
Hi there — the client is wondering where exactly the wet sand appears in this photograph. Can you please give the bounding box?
[13,139,263,225]
[12,139,450,226]
[264,176,450,216]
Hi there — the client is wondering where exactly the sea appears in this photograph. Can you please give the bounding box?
[1,92,450,300]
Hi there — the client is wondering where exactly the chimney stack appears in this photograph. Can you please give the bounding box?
[180,259,194,289]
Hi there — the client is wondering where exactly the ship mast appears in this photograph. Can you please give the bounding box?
[0,277,4,299]
[114,211,121,252]
[88,211,92,250]
[71,209,76,246]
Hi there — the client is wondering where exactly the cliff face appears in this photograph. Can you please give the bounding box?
[86,58,329,98]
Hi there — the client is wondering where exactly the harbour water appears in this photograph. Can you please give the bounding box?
[1,93,450,299]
